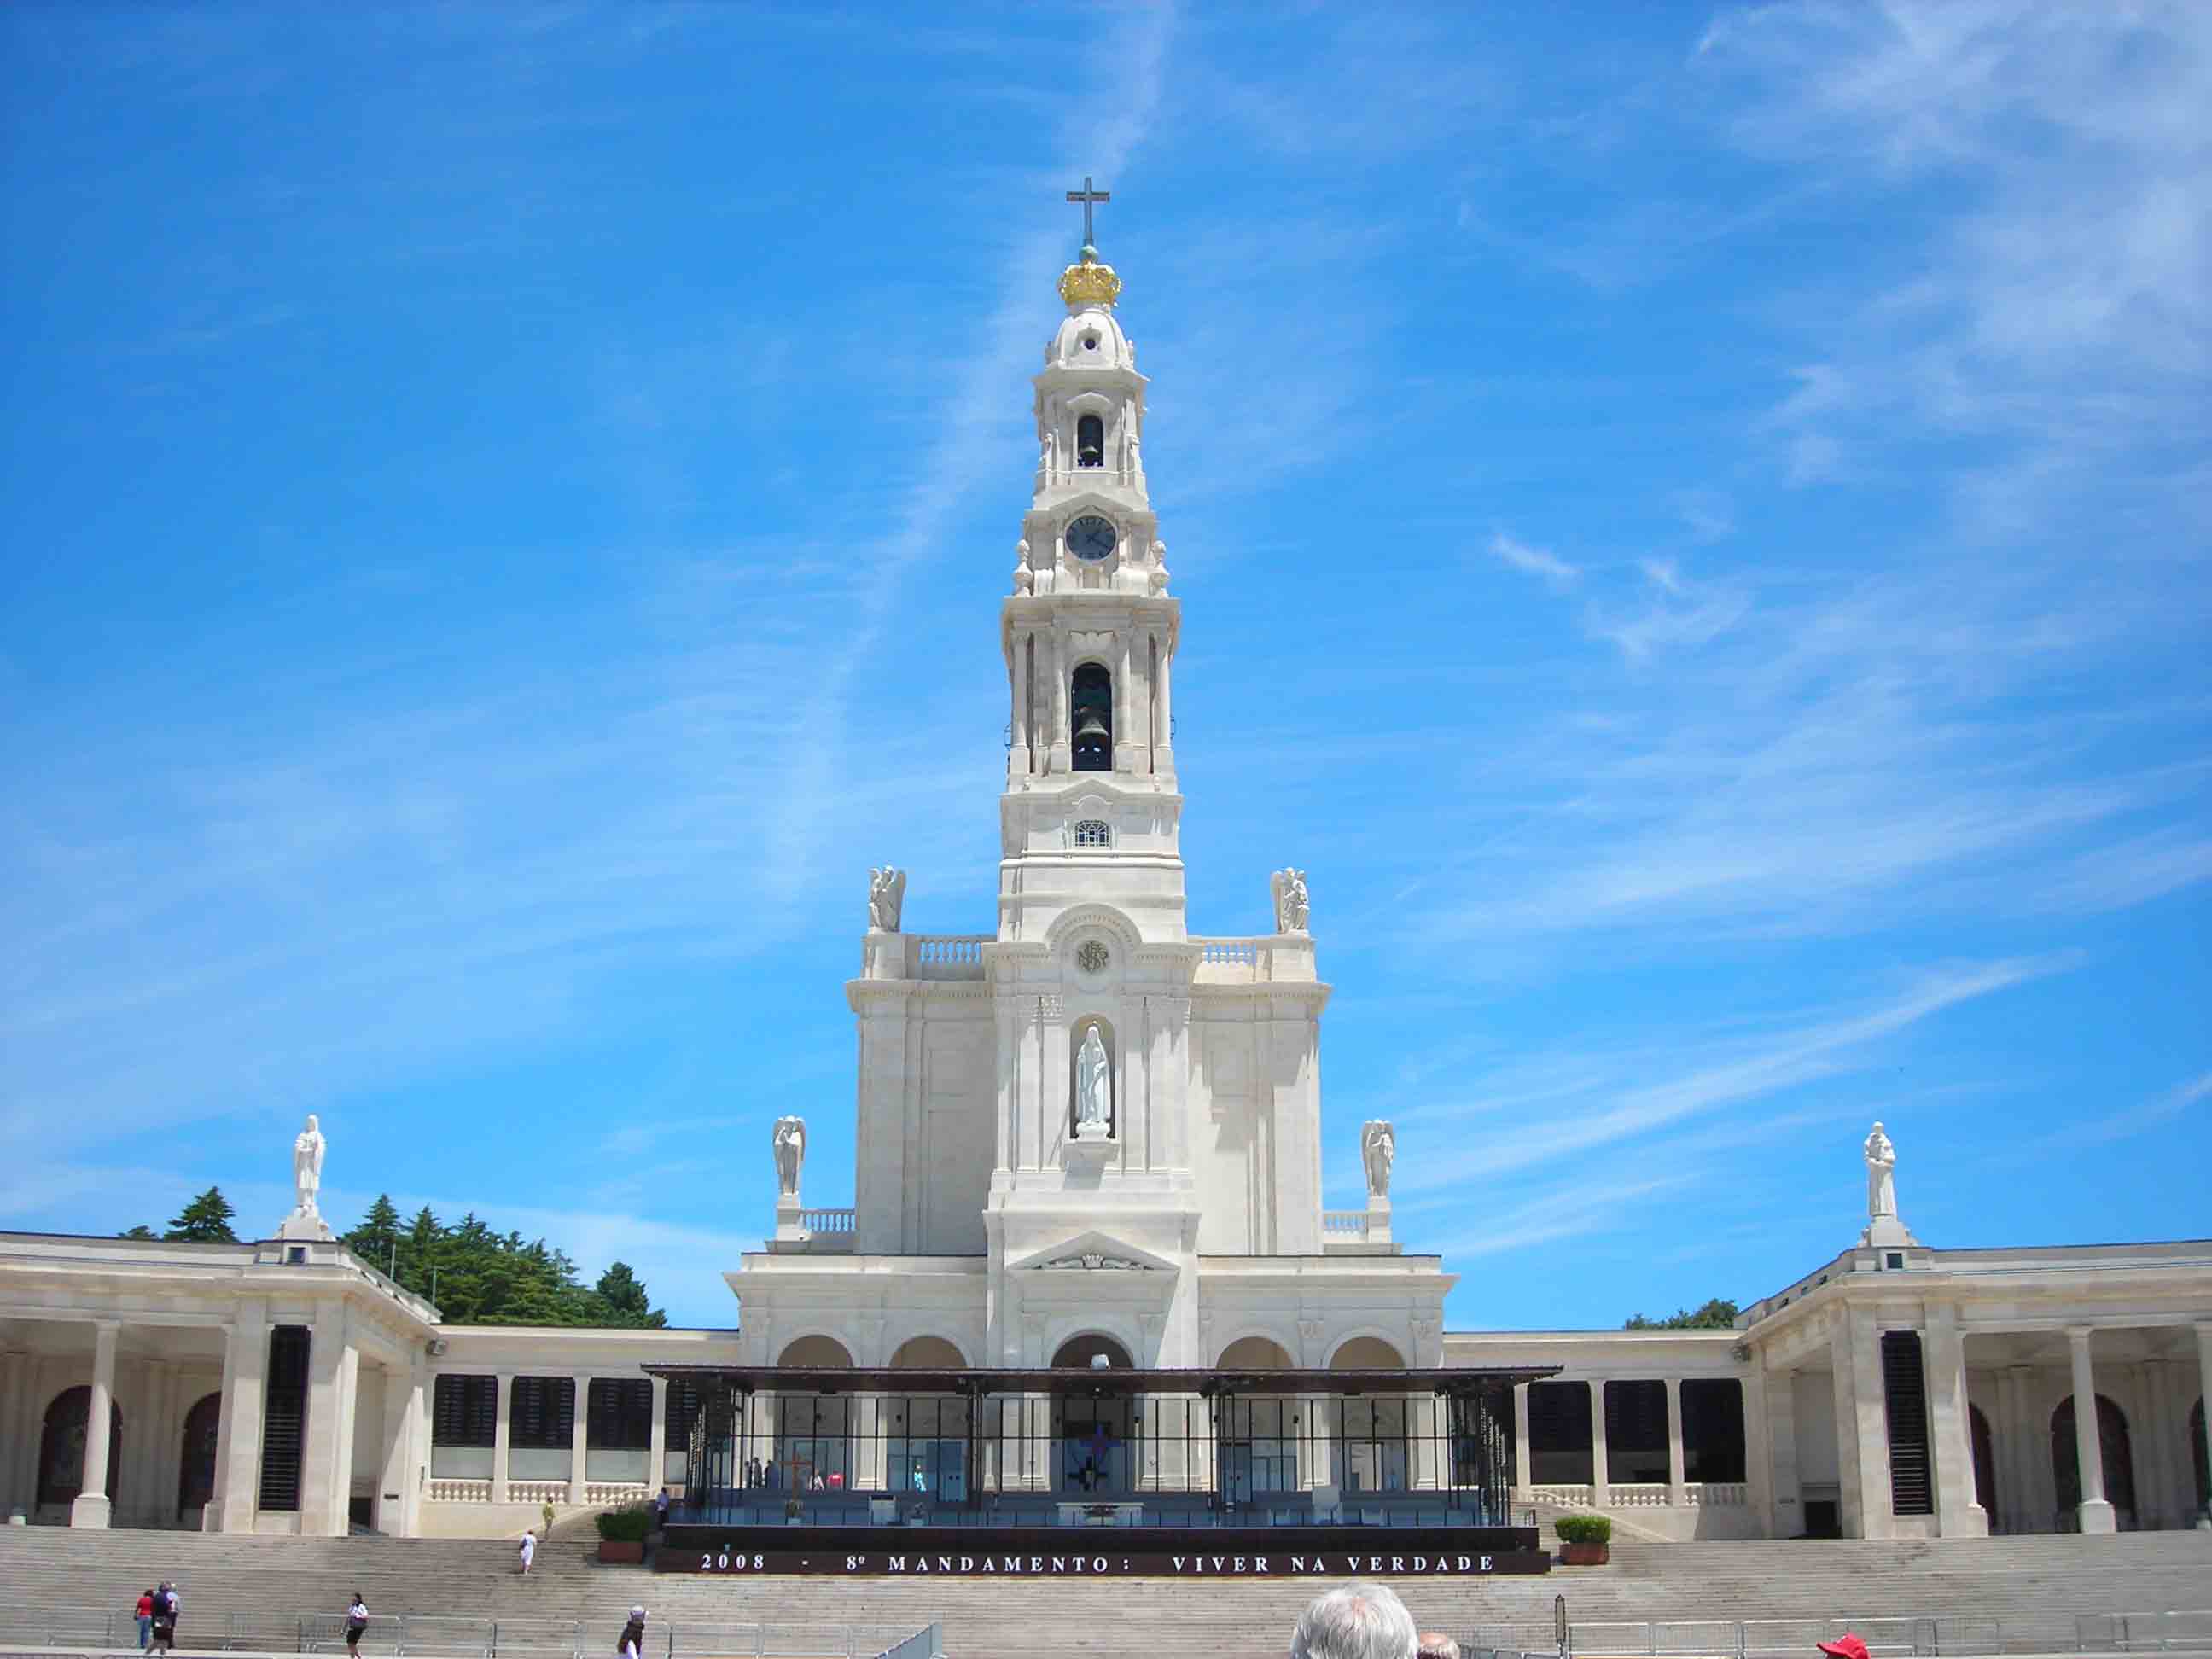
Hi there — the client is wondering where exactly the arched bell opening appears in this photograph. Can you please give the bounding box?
[1075,413,1104,469]
[1070,663,1113,771]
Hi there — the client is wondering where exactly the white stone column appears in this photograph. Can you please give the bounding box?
[376,1364,423,1538]
[1745,1365,1784,1538]
[568,1374,591,1504]
[1153,635,1173,772]
[492,1371,514,1503]
[1511,1383,1531,1505]
[1845,1306,1892,1539]
[1586,1379,1609,1505]
[143,1358,175,1528]
[649,1377,668,1497]
[0,1348,26,1517]
[1828,1318,1864,1537]
[2138,1359,2177,1529]
[298,1308,357,1536]
[1664,1377,1687,1510]
[70,1320,119,1528]
[2068,1325,2116,1534]
[1924,1304,1985,1536]
[212,1311,267,1532]
[1011,630,1033,777]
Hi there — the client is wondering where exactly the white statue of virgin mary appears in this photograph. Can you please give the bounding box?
[1074,1027,1112,1139]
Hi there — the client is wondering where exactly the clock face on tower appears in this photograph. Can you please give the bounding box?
[1067,515,1118,562]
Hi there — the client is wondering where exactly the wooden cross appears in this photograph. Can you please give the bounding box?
[1065,175,1111,246]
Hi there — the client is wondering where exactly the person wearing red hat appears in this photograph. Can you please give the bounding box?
[1817,1637,1871,1659]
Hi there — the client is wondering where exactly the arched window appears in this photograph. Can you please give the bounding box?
[1075,414,1104,468]
[1070,664,1112,771]
[38,1386,120,1510]
[178,1393,222,1520]
[1073,818,1110,847]
[2051,1393,2137,1527]
[1969,1402,1997,1527]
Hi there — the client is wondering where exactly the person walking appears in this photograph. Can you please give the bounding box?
[148,1584,178,1657]
[344,1593,369,1659]
[133,1588,154,1651]
[517,1529,537,1575]
[617,1605,648,1659]
[652,1487,670,1531]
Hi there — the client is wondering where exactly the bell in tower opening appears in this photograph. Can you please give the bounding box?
[1071,664,1113,771]
[1076,413,1104,469]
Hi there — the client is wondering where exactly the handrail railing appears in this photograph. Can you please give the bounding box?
[799,1207,856,1233]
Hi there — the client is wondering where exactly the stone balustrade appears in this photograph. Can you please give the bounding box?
[1190,936,1318,985]
[1609,1482,1672,1508]
[1688,1481,1747,1506]
[1525,1483,1592,1509]
[800,1208,856,1233]
[506,1480,567,1506]
[912,935,989,980]
[1322,1211,1365,1236]
[585,1481,654,1505]
[427,1480,490,1504]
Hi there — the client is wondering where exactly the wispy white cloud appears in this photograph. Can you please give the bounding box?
[2069,1071,2212,1149]
[1389,956,2060,1191]
[1487,529,1580,587]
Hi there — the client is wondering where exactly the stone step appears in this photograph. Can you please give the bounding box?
[3,1528,2206,1659]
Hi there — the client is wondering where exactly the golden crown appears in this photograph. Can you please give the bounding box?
[1057,245,1121,309]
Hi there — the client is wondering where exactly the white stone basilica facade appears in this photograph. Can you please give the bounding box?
[1,237,2207,1548]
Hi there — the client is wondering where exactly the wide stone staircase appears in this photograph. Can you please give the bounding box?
[0,1527,2207,1658]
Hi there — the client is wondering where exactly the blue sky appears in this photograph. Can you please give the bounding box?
[3,3,2206,1332]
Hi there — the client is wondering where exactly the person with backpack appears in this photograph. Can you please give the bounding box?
[148,1583,178,1656]
[133,1589,154,1650]
[617,1605,647,1659]
[344,1593,369,1658]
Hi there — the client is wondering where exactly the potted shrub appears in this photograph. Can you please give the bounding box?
[783,1496,805,1526]
[595,1502,652,1563]
[1554,1513,1612,1566]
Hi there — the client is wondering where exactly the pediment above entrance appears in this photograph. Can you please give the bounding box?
[1010,1229,1180,1277]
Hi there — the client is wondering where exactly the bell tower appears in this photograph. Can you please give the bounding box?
[999,223,1184,946]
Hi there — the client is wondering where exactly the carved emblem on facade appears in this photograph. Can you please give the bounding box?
[1037,1250,1147,1272]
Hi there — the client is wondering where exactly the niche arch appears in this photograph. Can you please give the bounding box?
[1069,1015,1116,1138]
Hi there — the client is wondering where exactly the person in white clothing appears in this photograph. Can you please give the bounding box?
[517,1530,536,1575]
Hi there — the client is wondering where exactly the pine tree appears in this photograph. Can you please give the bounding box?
[592,1261,667,1329]
[343,1195,404,1276]
[165,1187,238,1243]
[117,1225,159,1240]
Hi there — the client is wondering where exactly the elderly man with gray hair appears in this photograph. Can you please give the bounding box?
[1289,1581,1419,1659]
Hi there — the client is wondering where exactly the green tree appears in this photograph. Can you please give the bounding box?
[591,1261,667,1329]
[165,1187,238,1243]
[344,1195,405,1276]
[1623,1297,1739,1330]
[117,1224,159,1240]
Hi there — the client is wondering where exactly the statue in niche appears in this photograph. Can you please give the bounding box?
[772,1116,806,1198]
[1074,1025,1113,1139]
[866,866,905,932]
[1271,868,1310,934]
[1864,1121,1897,1220]
[293,1115,327,1214]
[1361,1120,1394,1200]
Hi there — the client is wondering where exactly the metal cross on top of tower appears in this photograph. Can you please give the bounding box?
[1066,176,1110,247]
